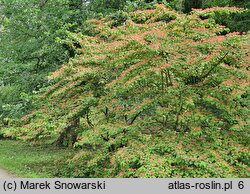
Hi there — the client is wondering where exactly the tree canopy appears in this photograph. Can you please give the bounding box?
[0,0,249,121]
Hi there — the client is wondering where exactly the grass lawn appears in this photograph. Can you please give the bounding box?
[0,139,75,178]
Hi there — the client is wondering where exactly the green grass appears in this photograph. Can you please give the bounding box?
[0,139,75,178]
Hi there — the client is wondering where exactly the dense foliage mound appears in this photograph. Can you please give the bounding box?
[3,5,249,177]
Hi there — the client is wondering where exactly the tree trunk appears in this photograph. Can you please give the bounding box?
[54,116,80,147]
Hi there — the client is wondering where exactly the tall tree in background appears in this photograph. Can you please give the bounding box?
[183,0,202,13]
[0,0,89,120]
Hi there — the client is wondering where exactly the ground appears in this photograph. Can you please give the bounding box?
[0,140,75,178]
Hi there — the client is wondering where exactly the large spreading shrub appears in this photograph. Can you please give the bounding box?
[3,5,249,177]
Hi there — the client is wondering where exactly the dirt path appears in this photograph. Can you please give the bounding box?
[0,168,14,178]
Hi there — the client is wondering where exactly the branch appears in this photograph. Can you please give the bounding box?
[86,113,93,127]
[39,0,49,8]
[201,52,229,80]
[129,111,142,125]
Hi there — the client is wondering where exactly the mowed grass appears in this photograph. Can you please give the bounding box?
[0,139,75,178]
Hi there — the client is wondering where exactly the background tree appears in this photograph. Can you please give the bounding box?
[183,0,202,13]
[0,0,89,121]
